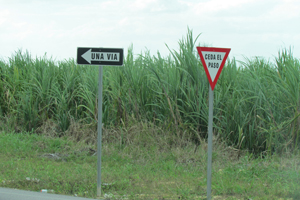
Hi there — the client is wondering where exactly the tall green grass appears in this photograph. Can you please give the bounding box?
[0,30,299,154]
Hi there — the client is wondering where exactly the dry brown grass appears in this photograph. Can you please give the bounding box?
[32,117,250,171]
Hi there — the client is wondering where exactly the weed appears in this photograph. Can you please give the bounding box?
[1,122,300,199]
[1,30,300,154]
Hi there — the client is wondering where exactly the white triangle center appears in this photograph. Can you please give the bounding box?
[202,51,226,82]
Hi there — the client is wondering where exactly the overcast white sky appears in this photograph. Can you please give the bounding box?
[0,0,299,63]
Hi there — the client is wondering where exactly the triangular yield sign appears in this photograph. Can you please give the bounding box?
[196,47,231,90]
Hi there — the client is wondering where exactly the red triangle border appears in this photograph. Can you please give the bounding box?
[196,47,231,90]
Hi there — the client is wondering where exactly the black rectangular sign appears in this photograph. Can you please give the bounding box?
[77,47,123,66]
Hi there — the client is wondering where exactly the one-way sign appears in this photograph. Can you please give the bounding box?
[77,47,123,66]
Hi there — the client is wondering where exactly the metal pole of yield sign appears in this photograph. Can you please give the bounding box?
[97,65,103,197]
[207,86,214,200]
[196,46,231,200]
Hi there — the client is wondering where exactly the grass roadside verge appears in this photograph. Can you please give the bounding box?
[0,127,300,200]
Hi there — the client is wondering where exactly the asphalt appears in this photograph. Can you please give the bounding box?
[0,187,99,200]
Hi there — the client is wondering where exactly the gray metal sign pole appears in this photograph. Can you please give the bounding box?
[77,47,123,198]
[207,86,214,200]
[97,65,103,197]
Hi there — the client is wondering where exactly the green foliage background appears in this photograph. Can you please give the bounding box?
[1,29,300,154]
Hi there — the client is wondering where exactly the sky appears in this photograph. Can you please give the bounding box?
[0,0,299,63]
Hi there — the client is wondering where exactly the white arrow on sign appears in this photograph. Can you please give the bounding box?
[81,49,120,64]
